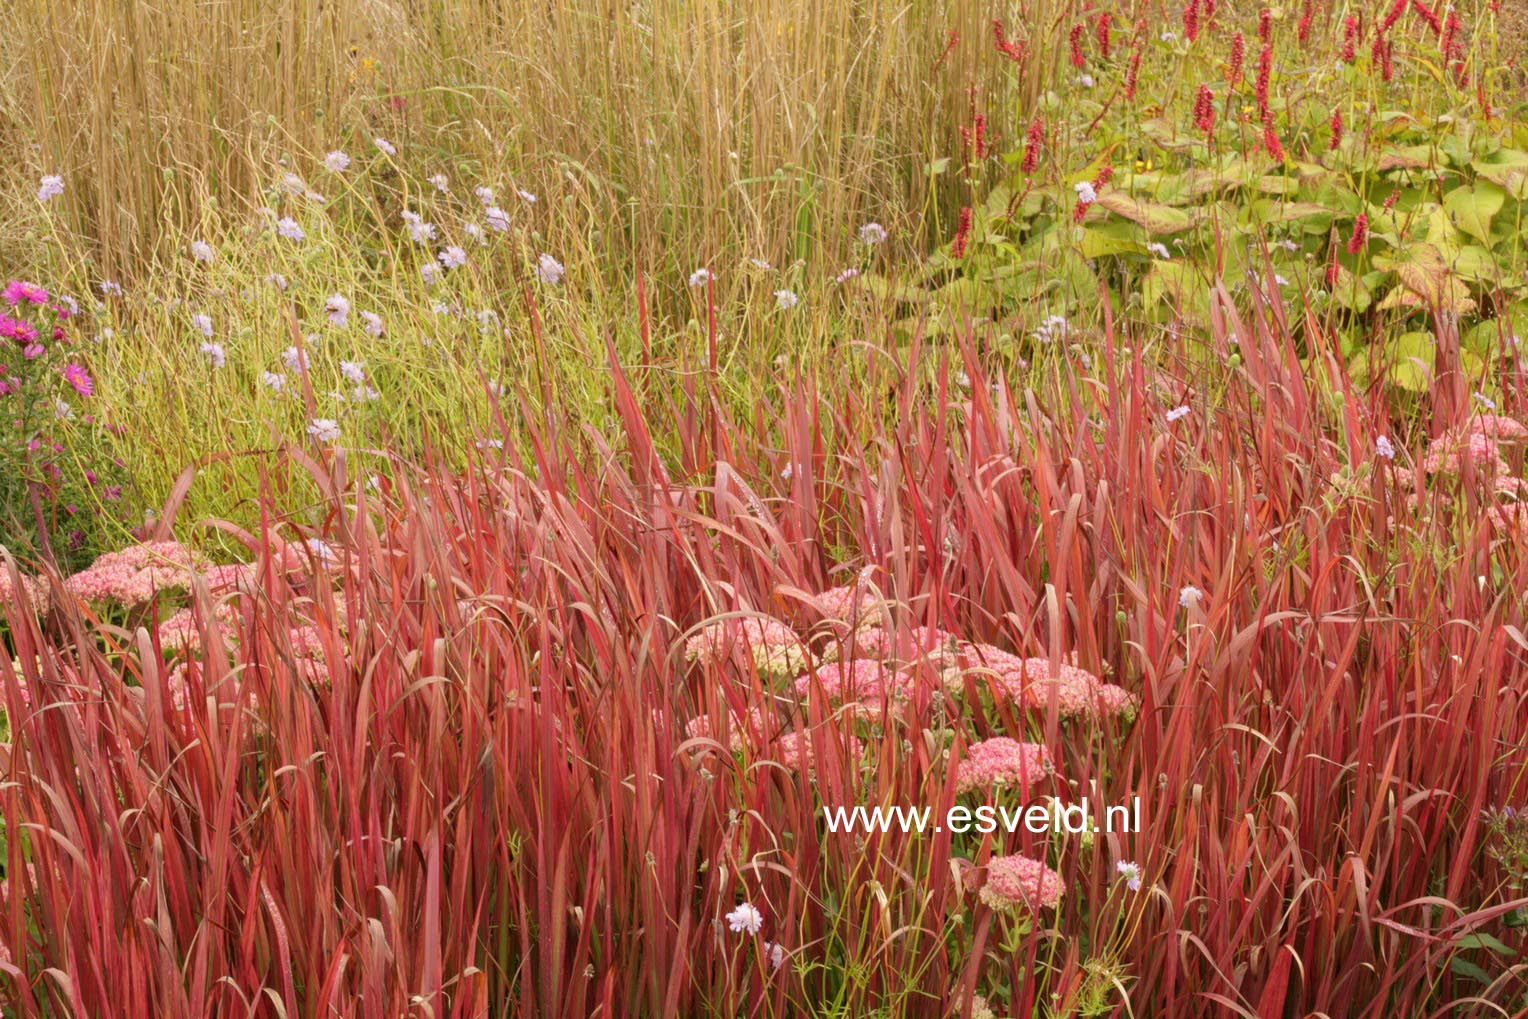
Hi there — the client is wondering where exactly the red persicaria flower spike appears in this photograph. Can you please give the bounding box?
[932,28,959,72]
[1256,45,1273,119]
[1442,7,1462,61]
[951,206,973,259]
[1341,14,1360,62]
[1297,0,1314,45]
[1347,213,1368,254]
[1374,35,1394,81]
[1381,0,1408,31]
[1329,109,1344,149]
[1125,46,1143,100]
[1203,0,1217,22]
[1326,260,1340,287]
[993,20,1027,63]
[1258,7,1272,41]
[1183,0,1201,42]
[1229,32,1246,86]
[1022,116,1045,174]
[1383,189,1401,210]
[1263,118,1286,161]
[1094,164,1114,187]
[1069,23,1086,67]
[1194,84,1217,135]
[1411,0,1441,34]
[1096,13,1112,58]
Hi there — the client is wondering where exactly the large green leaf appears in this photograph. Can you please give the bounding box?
[1442,182,1507,244]
[1384,331,1435,392]
[1095,192,1196,234]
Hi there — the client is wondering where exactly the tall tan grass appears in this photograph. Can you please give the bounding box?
[11,0,1071,279]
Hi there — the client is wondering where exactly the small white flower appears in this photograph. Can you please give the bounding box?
[724,902,763,936]
[1160,30,1177,42]
[1116,860,1143,892]
[190,240,215,263]
[1178,585,1202,608]
[428,173,450,192]
[688,268,714,288]
[762,941,787,969]
[1375,435,1396,460]
[1146,242,1171,259]
[749,258,773,270]
[360,311,384,337]
[53,397,75,421]
[191,313,214,338]
[261,371,287,392]
[324,150,351,173]
[1074,181,1098,205]
[1078,74,1095,87]
[200,341,227,368]
[307,418,342,443]
[281,346,310,372]
[517,188,537,204]
[325,293,351,327]
[1277,239,1299,252]
[1033,314,1070,344]
[1166,404,1191,423]
[373,137,396,155]
[834,267,860,284]
[340,359,367,383]
[858,222,888,245]
[474,186,495,205]
[486,206,511,232]
[1274,274,1290,287]
[954,370,971,388]
[276,217,305,241]
[438,246,467,270]
[37,175,64,202]
[774,289,799,310]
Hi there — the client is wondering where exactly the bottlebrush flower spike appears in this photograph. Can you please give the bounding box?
[1021,116,1045,174]
[993,19,1028,63]
[1411,0,1441,35]
[1258,7,1272,41]
[1183,0,1200,42]
[1346,213,1368,254]
[1194,84,1217,135]
[1229,32,1246,86]
[1329,109,1344,149]
[1068,23,1086,67]
[1297,0,1313,45]
[1382,0,1408,31]
[952,206,973,259]
[1341,14,1360,62]
[1256,45,1273,119]
[1262,119,1286,162]
[1124,43,1143,100]
[1096,12,1112,58]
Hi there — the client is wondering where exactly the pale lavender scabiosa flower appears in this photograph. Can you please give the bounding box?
[536,253,565,284]
[428,173,450,192]
[1375,435,1396,460]
[1116,860,1142,892]
[190,240,215,263]
[1074,180,1098,205]
[688,268,714,288]
[858,222,888,245]
[325,294,351,327]
[774,289,798,310]
[373,137,396,155]
[192,313,214,338]
[261,371,287,392]
[100,279,122,297]
[324,150,351,173]
[474,186,495,205]
[1166,405,1191,423]
[517,188,537,204]
[438,246,467,270]
[1178,585,1202,608]
[38,175,65,201]
[281,346,309,372]
[485,206,511,232]
[277,217,305,241]
[724,902,763,935]
[340,359,367,384]
[200,342,227,368]
[307,418,341,443]
[359,311,384,337]
[420,262,442,286]
[401,210,437,244]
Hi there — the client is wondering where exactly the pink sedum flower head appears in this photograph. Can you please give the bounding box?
[683,705,777,750]
[774,729,864,773]
[979,853,1065,913]
[793,658,911,712]
[955,738,1053,795]
[684,616,806,677]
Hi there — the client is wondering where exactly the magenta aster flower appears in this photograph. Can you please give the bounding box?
[1,315,39,344]
[3,281,49,306]
[61,363,94,396]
